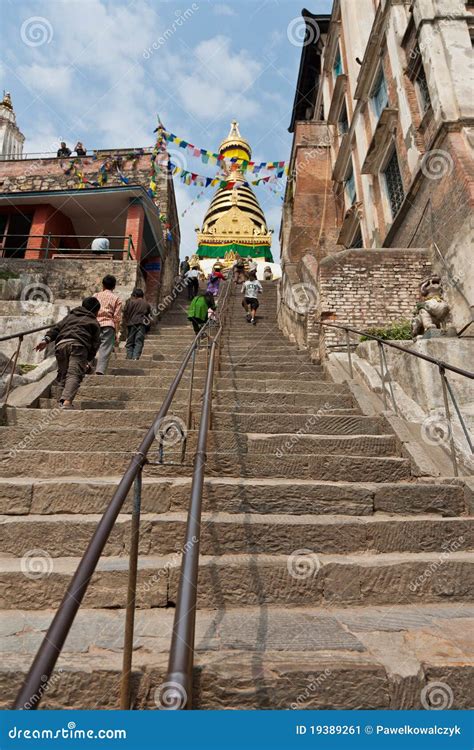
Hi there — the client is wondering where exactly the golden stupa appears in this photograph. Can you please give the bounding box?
[195,121,274,265]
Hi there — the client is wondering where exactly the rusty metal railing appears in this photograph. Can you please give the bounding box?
[12,312,218,710]
[315,320,474,476]
[0,324,52,403]
[161,276,233,709]
[13,277,233,710]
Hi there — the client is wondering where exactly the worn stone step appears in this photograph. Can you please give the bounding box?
[5,408,384,436]
[0,449,411,481]
[84,370,328,386]
[68,378,341,397]
[1,602,472,708]
[44,387,355,410]
[0,477,464,517]
[0,428,399,457]
[1,512,472,558]
[1,550,473,610]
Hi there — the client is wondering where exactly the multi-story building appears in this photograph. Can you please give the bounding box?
[281,1,473,343]
[0,96,180,306]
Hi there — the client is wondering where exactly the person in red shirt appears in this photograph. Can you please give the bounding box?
[93,275,122,374]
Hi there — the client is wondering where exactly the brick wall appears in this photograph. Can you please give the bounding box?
[316,248,432,356]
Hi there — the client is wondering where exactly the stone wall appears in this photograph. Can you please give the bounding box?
[317,248,432,356]
[278,248,433,360]
[0,258,139,301]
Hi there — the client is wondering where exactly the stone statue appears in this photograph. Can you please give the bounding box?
[412,275,451,339]
[263,266,273,281]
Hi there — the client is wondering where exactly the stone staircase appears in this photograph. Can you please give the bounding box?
[0,282,473,710]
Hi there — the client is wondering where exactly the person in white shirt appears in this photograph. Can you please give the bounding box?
[241,270,263,325]
[184,266,200,299]
[91,234,110,254]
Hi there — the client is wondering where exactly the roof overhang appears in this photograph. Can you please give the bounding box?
[337,202,364,247]
[288,9,331,133]
[332,132,352,182]
[0,185,165,252]
[327,74,348,124]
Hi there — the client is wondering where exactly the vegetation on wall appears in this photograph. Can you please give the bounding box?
[360,320,412,342]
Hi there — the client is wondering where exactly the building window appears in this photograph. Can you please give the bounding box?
[338,102,349,135]
[415,64,431,114]
[383,150,405,217]
[349,227,363,248]
[333,47,343,78]
[345,165,357,206]
[371,68,388,119]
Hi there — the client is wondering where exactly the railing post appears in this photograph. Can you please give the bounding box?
[380,344,398,415]
[377,341,388,409]
[444,376,473,454]
[4,335,23,402]
[345,328,353,378]
[120,467,143,709]
[181,347,196,463]
[45,234,51,260]
[439,366,459,477]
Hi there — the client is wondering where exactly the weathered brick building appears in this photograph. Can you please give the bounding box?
[280,1,473,352]
[0,96,180,305]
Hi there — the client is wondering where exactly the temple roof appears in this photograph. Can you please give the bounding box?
[218,120,251,159]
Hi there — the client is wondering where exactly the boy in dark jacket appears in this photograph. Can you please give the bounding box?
[123,288,152,360]
[35,297,101,409]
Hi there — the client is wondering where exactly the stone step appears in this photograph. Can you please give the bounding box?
[1,550,472,610]
[0,449,412,481]
[44,388,355,410]
[6,408,384,436]
[68,378,340,396]
[0,477,464,517]
[86,368,328,384]
[2,602,472,709]
[1,512,472,558]
[0,428,399,457]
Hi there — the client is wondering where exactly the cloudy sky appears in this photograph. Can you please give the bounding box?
[1,0,333,259]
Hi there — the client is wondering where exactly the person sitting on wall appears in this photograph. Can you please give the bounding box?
[74,141,87,156]
[91,233,110,254]
[35,297,101,409]
[57,141,72,158]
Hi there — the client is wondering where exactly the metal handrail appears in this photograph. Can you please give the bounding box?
[162,277,234,709]
[0,234,135,260]
[314,320,473,476]
[13,316,214,710]
[0,325,52,403]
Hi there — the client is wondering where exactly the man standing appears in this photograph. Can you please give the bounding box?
[180,256,190,276]
[184,266,200,300]
[94,275,122,374]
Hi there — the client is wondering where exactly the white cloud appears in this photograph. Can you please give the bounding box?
[17,64,74,94]
[213,4,237,17]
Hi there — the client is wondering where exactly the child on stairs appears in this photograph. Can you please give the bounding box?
[241,270,263,325]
